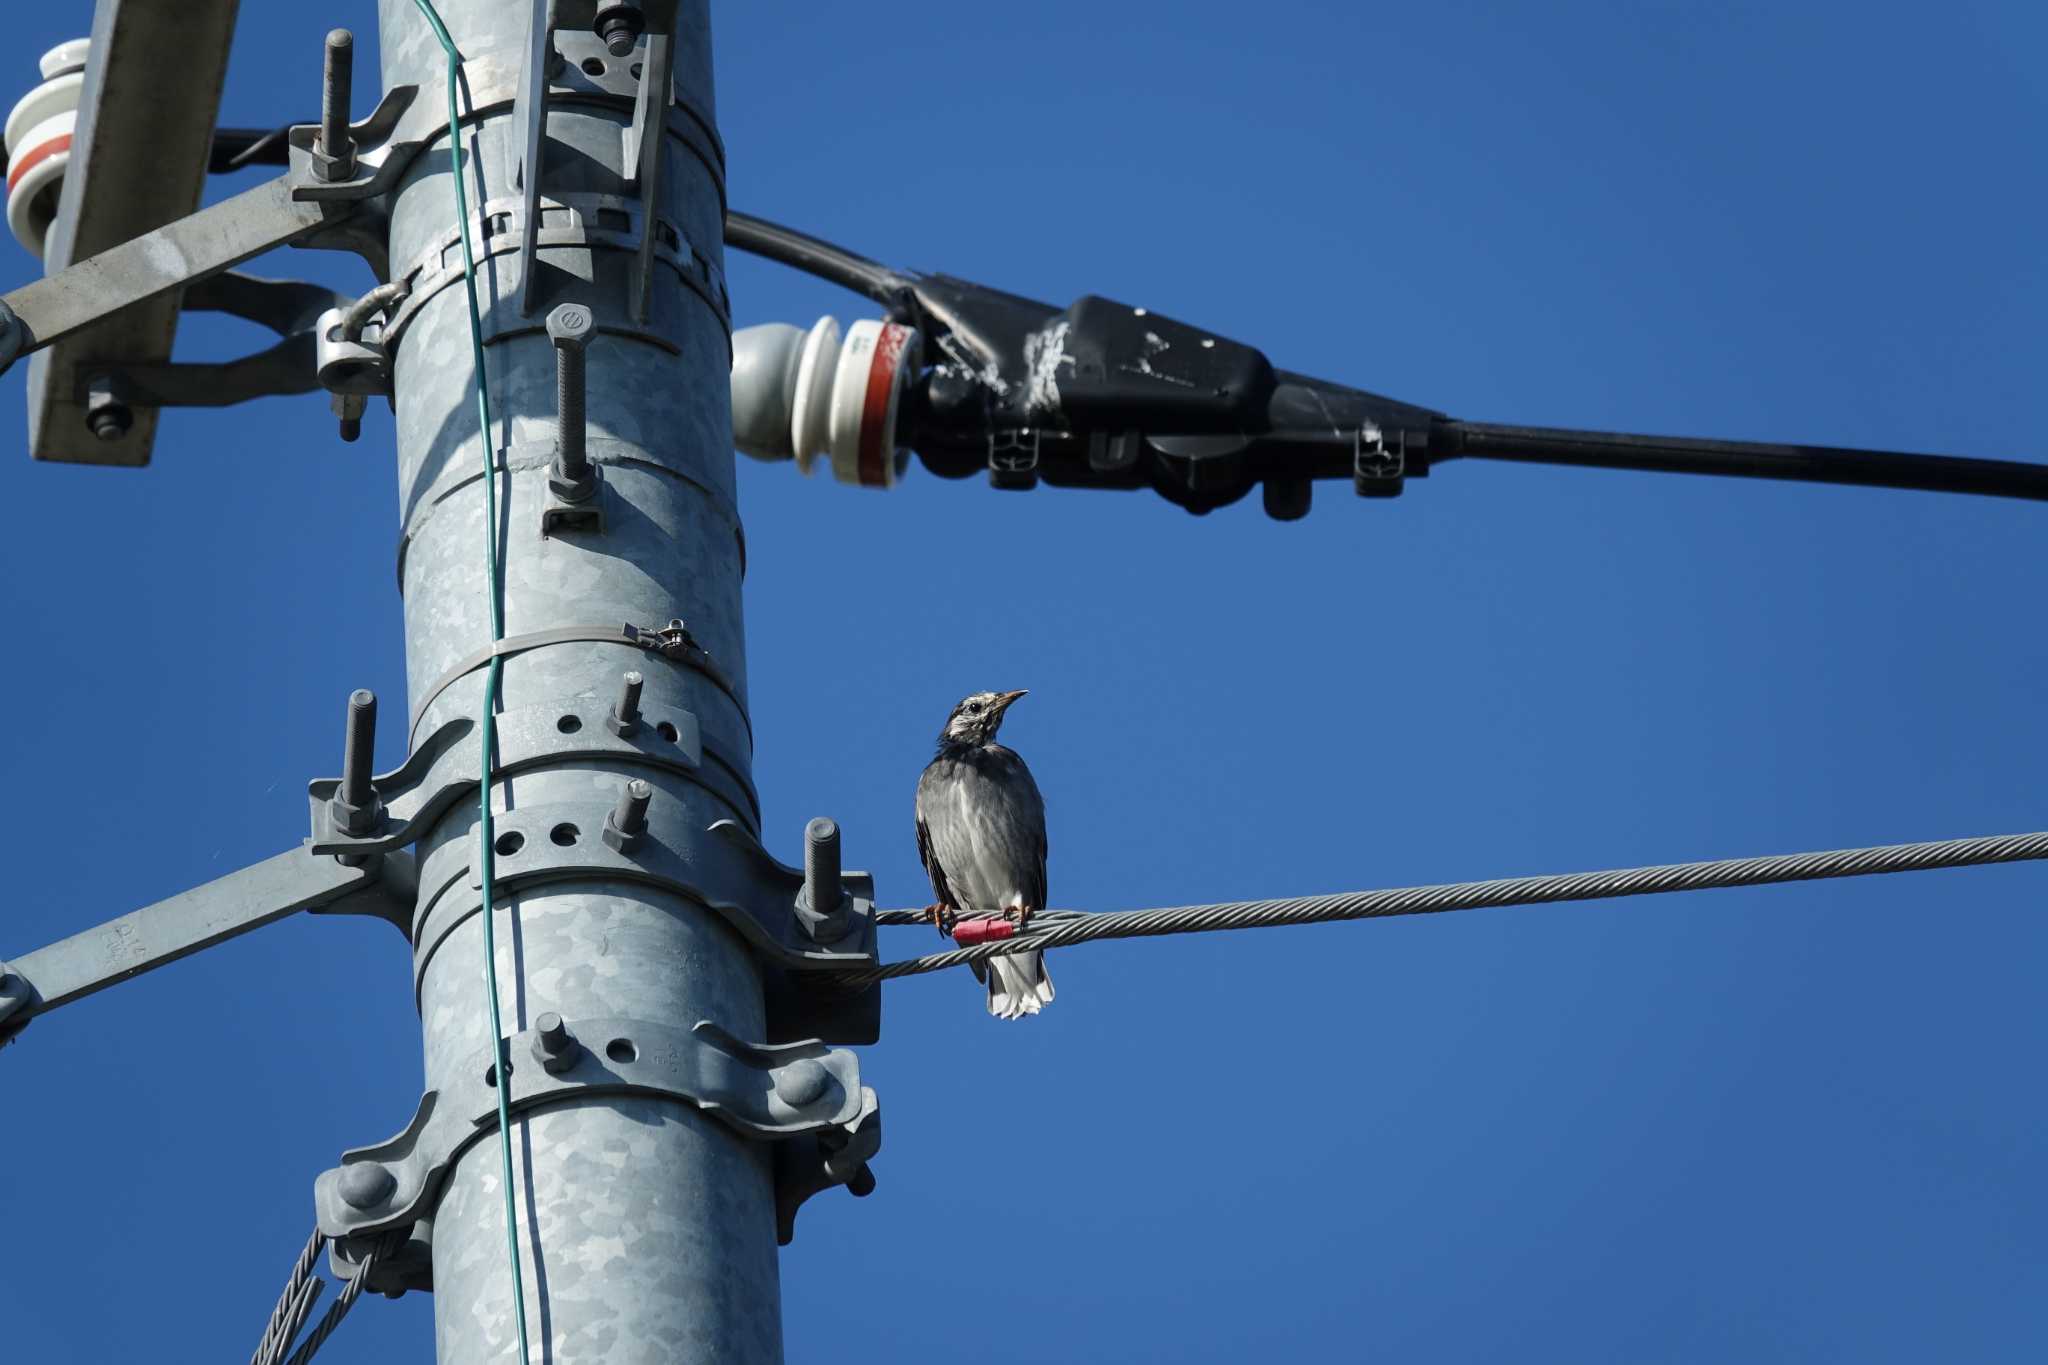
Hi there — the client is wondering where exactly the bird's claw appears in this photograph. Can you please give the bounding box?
[927,903,959,937]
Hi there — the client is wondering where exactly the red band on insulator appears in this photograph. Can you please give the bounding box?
[7,133,70,194]
[950,918,1018,946]
[856,321,910,487]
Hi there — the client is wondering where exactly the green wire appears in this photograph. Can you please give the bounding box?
[408,5,531,1364]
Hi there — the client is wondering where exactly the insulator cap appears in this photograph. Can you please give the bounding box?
[730,315,922,488]
[4,40,89,259]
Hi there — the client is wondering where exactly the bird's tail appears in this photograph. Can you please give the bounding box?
[985,949,1054,1019]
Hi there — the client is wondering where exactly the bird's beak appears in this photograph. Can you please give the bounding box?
[995,689,1028,712]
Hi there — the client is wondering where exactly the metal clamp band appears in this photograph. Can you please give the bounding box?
[380,191,730,358]
[409,803,879,998]
[406,620,744,745]
[314,1016,877,1241]
[312,700,759,862]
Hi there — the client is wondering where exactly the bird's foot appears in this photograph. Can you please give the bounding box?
[926,903,958,937]
[1004,905,1035,930]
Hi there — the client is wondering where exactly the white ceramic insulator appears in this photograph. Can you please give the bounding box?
[729,315,922,488]
[4,40,89,259]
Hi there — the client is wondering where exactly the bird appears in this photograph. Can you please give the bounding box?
[914,688,1054,1018]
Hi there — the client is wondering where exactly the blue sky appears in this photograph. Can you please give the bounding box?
[2,2,2044,1361]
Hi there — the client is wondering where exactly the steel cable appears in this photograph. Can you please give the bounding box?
[249,1228,326,1365]
[278,1241,384,1365]
[850,829,2048,985]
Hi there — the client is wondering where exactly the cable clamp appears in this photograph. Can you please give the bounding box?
[314,1016,881,1262]
[949,917,1018,946]
[1354,424,1406,498]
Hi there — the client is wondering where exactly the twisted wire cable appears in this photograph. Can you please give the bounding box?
[249,1228,326,1365]
[279,1242,384,1365]
[846,829,2048,985]
[256,1279,324,1365]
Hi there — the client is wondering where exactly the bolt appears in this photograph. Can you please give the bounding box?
[547,304,594,498]
[340,689,377,811]
[84,374,131,442]
[614,779,651,835]
[536,1012,568,1049]
[319,30,357,178]
[337,1162,396,1211]
[594,5,646,56]
[532,1011,578,1074]
[611,670,644,733]
[804,817,843,915]
[603,778,653,852]
[774,1058,830,1107]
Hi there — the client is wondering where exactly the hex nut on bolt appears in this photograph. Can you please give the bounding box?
[606,670,644,737]
[593,3,646,56]
[532,1011,579,1074]
[317,29,358,181]
[603,778,653,852]
[330,688,385,835]
[84,373,131,442]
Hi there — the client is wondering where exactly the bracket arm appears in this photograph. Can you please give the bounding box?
[0,844,409,1042]
[0,175,341,378]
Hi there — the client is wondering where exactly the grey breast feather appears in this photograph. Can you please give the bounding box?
[914,744,1048,912]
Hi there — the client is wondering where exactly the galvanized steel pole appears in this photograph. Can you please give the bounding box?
[374,3,780,1361]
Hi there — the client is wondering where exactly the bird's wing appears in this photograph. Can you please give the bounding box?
[914,760,958,909]
[995,745,1049,911]
[914,810,955,909]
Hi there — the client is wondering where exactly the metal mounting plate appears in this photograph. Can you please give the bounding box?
[315,1016,875,1239]
[410,800,879,983]
[306,700,761,855]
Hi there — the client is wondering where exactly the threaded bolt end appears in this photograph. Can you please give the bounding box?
[614,779,652,835]
[340,689,377,808]
[804,817,843,912]
[596,8,645,56]
[321,30,355,164]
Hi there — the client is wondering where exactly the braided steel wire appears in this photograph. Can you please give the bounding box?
[250,1228,326,1365]
[848,829,2048,985]
[279,1242,383,1365]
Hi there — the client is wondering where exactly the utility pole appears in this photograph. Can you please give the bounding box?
[0,3,881,1361]
[374,1,778,1358]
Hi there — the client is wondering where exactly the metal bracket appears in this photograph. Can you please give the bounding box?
[378,192,730,360]
[305,701,746,856]
[314,1016,880,1251]
[1354,423,1406,496]
[409,799,880,979]
[540,467,608,536]
[283,85,424,204]
[0,845,413,1047]
[990,427,1042,489]
[87,273,347,410]
[514,0,556,316]
[625,30,675,324]
[775,1085,881,1246]
[0,178,345,382]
